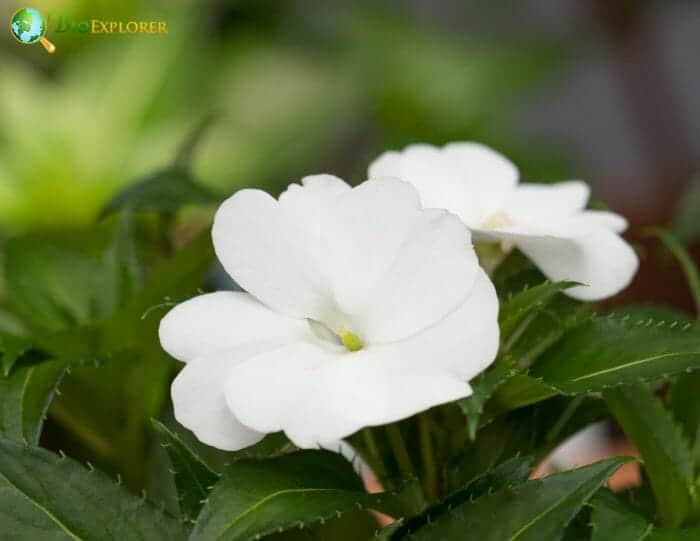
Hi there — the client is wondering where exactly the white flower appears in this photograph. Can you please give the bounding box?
[159,175,499,450]
[368,143,639,301]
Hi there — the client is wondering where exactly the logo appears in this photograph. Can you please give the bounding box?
[10,7,55,53]
[9,7,169,54]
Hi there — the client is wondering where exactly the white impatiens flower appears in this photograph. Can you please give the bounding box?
[159,175,499,450]
[368,143,639,301]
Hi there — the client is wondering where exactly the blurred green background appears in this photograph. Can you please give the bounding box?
[2,0,699,305]
[1,0,699,506]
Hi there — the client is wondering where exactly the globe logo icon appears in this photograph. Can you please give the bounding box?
[10,7,56,53]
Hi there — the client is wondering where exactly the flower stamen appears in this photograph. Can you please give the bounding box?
[338,329,364,352]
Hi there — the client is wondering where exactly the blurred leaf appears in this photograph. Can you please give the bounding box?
[604,383,693,527]
[3,215,142,333]
[174,114,219,171]
[100,168,219,218]
[406,458,628,540]
[0,361,65,444]
[648,229,700,317]
[0,436,188,540]
[190,450,394,541]
[49,230,214,488]
[152,419,219,522]
[0,332,49,376]
[530,315,700,394]
[672,177,700,243]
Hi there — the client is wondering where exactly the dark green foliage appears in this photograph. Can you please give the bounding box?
[531,315,700,394]
[0,436,188,540]
[189,450,396,541]
[0,360,65,444]
[401,458,628,540]
[604,384,693,527]
[152,420,219,522]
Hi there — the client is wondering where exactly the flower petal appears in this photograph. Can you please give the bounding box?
[225,341,471,448]
[516,229,638,301]
[212,187,336,321]
[368,142,518,226]
[351,208,479,343]
[172,346,268,451]
[569,210,628,233]
[475,226,638,301]
[503,181,590,225]
[225,271,499,448]
[278,174,351,237]
[159,291,310,363]
[319,179,478,343]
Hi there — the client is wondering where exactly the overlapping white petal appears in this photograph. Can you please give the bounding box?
[369,143,638,301]
[171,347,267,451]
[225,270,498,448]
[160,175,499,451]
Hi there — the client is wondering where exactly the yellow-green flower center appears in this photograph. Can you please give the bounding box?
[338,329,363,352]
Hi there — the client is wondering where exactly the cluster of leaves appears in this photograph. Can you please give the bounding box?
[2,126,700,539]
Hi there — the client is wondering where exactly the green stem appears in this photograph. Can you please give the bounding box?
[386,424,416,480]
[418,413,438,500]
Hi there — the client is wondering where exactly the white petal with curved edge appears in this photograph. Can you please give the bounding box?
[570,210,628,233]
[278,174,351,237]
[387,268,500,380]
[368,142,518,226]
[318,178,422,317]
[172,346,269,451]
[225,270,499,448]
[477,226,638,301]
[225,341,472,448]
[351,208,479,344]
[503,181,590,225]
[212,188,335,321]
[159,291,311,363]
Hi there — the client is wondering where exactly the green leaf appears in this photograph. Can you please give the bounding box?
[448,396,609,489]
[590,491,652,541]
[190,450,394,541]
[394,455,534,540]
[458,358,515,439]
[49,231,214,488]
[0,332,49,376]
[0,361,65,444]
[648,229,700,316]
[531,315,700,394]
[668,371,700,456]
[591,491,700,541]
[152,420,219,522]
[604,383,693,527]
[408,458,629,540]
[100,168,219,217]
[0,436,187,540]
[488,374,559,413]
[3,216,143,334]
[499,280,578,339]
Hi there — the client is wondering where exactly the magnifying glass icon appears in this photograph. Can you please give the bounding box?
[10,8,56,54]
